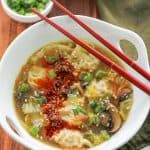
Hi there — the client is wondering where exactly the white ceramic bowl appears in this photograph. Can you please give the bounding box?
[1,0,53,23]
[0,16,149,150]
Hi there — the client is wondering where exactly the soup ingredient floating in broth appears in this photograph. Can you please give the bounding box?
[14,40,133,149]
[7,0,49,15]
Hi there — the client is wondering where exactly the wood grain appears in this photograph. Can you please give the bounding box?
[0,0,98,149]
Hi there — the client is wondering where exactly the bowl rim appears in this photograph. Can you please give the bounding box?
[0,15,149,150]
[1,0,53,19]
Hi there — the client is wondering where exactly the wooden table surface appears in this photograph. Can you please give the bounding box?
[0,0,98,149]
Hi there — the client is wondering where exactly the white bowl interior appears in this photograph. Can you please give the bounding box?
[0,16,149,150]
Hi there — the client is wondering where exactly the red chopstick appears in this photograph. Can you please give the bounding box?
[52,0,150,81]
[31,8,150,95]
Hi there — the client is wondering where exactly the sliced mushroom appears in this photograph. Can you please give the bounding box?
[100,112,113,129]
[100,103,122,133]
[118,88,132,101]
[110,87,133,107]
[110,97,119,107]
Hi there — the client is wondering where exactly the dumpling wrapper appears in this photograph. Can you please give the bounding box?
[51,129,92,148]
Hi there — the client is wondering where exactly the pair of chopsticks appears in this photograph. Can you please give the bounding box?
[52,0,150,81]
[31,0,150,95]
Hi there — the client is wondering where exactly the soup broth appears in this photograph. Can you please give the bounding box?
[14,40,133,149]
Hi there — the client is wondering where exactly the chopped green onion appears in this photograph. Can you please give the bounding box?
[42,0,49,5]
[94,102,108,113]
[18,83,30,93]
[37,3,45,10]
[83,73,93,82]
[90,101,98,110]
[7,0,49,16]
[47,55,58,64]
[94,105,101,113]
[48,70,56,79]
[100,130,110,141]
[90,101,106,113]
[72,106,86,115]
[30,126,39,137]
[72,108,79,115]
[33,97,47,104]
[18,9,25,15]
[90,101,101,113]
[89,114,100,125]
[80,72,93,83]
[95,70,106,79]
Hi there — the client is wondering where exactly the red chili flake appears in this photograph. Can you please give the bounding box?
[36,56,78,139]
